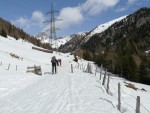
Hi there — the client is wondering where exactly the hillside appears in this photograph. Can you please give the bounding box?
[82,8,150,52]
[57,8,150,84]
[59,16,126,53]
[0,35,150,113]
[80,8,150,84]
[0,18,51,50]
[59,33,87,53]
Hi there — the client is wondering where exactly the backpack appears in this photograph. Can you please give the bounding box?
[51,56,56,63]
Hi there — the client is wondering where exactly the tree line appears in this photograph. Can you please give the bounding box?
[0,18,52,50]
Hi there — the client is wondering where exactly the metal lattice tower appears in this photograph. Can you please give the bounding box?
[50,4,56,46]
[43,4,61,48]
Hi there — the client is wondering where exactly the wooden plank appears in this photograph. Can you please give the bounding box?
[34,66,41,70]
[26,70,35,73]
[32,47,53,53]
[27,67,34,69]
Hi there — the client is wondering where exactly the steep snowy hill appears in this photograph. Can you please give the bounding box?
[0,35,150,113]
[88,15,127,37]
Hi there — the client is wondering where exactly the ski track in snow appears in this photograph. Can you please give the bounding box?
[0,62,119,113]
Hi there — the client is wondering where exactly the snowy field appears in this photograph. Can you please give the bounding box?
[0,35,150,113]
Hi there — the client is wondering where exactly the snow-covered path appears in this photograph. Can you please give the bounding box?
[0,65,71,113]
[0,62,119,113]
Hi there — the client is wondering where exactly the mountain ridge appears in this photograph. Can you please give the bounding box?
[58,15,127,53]
[80,7,150,84]
[58,7,150,84]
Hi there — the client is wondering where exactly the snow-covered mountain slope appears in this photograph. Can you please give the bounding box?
[89,15,127,37]
[35,32,86,48]
[0,35,150,113]
[36,32,71,48]
[59,15,128,53]
[36,16,126,49]
[79,15,127,44]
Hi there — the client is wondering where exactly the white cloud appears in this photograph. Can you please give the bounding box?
[12,17,29,27]
[53,0,120,30]
[32,11,45,23]
[81,0,119,15]
[56,7,83,29]
[11,11,45,35]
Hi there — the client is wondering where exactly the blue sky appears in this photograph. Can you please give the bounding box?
[0,0,150,37]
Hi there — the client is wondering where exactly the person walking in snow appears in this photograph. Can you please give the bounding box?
[59,59,61,66]
[51,56,57,74]
[56,59,59,66]
[58,59,61,66]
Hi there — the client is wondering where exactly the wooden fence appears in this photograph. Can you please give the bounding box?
[0,61,42,75]
[72,62,150,113]
[95,65,150,113]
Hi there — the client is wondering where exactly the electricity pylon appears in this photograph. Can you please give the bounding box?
[43,4,62,48]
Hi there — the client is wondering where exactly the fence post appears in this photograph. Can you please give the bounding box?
[118,83,121,111]
[77,63,79,69]
[91,63,93,73]
[71,64,73,73]
[86,62,92,73]
[107,74,110,94]
[0,61,2,66]
[136,96,140,113]
[102,69,107,85]
[16,65,17,71]
[99,65,102,80]
[95,65,97,76]
[83,65,86,72]
[7,64,10,70]
[80,64,82,70]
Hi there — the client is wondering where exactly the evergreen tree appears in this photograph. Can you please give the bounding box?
[83,50,92,61]
[1,29,7,38]
[114,45,124,77]
[95,53,105,66]
[126,55,139,81]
